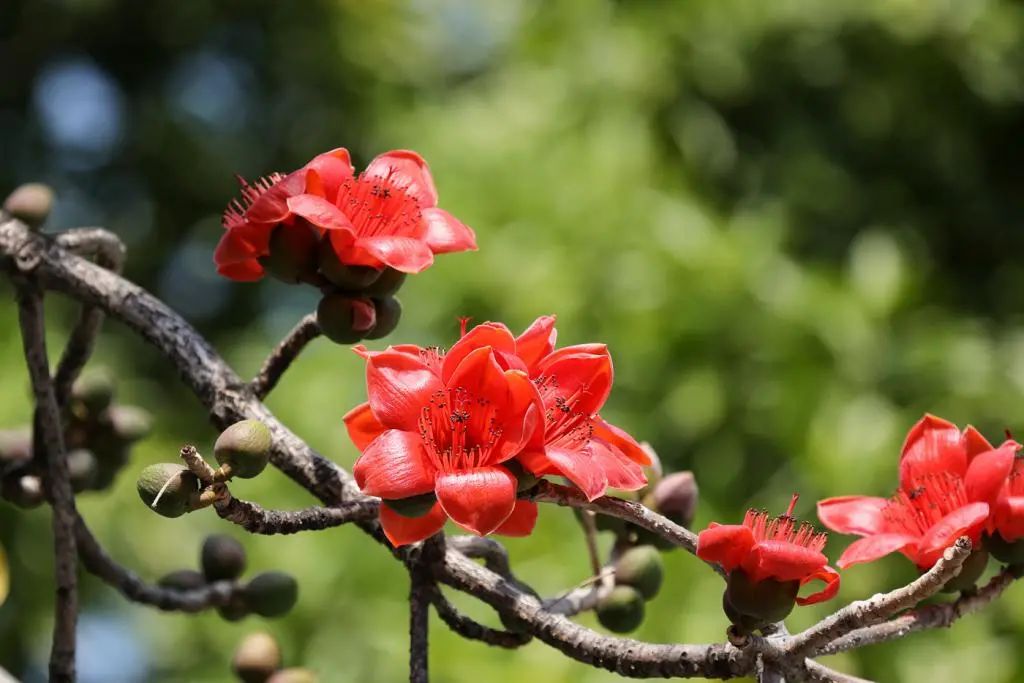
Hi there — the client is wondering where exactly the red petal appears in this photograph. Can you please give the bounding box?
[494,370,544,462]
[837,533,918,569]
[304,148,354,202]
[217,259,264,282]
[363,150,439,207]
[446,346,507,402]
[589,438,647,491]
[422,207,477,254]
[543,445,608,501]
[962,425,995,459]
[379,502,447,547]
[343,402,386,452]
[353,429,435,499]
[994,496,1024,542]
[535,346,613,416]
[442,322,517,384]
[796,566,841,606]
[357,236,434,273]
[901,414,959,456]
[593,418,651,466]
[964,443,1017,505]
[435,467,517,536]
[514,315,557,374]
[899,414,966,489]
[366,351,444,432]
[494,500,538,537]
[696,523,755,573]
[817,496,889,536]
[246,171,305,224]
[286,194,355,232]
[916,502,989,568]
[744,540,827,583]
[214,228,260,265]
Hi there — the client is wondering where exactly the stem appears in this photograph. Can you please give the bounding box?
[251,313,321,400]
[409,570,431,683]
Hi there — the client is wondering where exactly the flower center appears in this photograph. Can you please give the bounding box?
[418,387,503,473]
[223,173,285,230]
[743,494,827,552]
[534,375,595,449]
[336,173,422,238]
[882,472,969,536]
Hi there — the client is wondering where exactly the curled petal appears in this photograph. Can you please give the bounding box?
[964,443,1017,505]
[435,467,517,536]
[744,540,827,583]
[353,430,435,500]
[422,207,477,254]
[343,402,387,452]
[442,322,517,383]
[593,418,652,466]
[514,315,557,373]
[364,150,439,207]
[796,566,841,606]
[817,496,889,536]
[962,425,995,459]
[696,523,755,573]
[901,414,959,456]
[837,533,918,569]
[494,500,539,537]
[286,194,355,232]
[495,370,543,462]
[366,351,444,432]
[917,502,989,568]
[379,502,447,547]
[304,148,354,202]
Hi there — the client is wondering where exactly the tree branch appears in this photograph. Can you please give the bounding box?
[213,494,379,535]
[251,314,321,400]
[428,584,532,649]
[16,283,78,682]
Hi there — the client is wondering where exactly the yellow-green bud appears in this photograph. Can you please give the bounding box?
[4,183,54,229]
[614,546,663,600]
[201,534,248,582]
[596,585,645,633]
[232,631,282,683]
[136,463,200,517]
[244,572,298,618]
[215,420,272,479]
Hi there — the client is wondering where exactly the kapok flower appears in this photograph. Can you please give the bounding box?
[344,334,542,546]
[697,495,839,632]
[818,414,1018,570]
[215,148,476,282]
[991,457,1024,546]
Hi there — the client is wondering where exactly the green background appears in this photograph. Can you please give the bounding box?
[3,1,1024,681]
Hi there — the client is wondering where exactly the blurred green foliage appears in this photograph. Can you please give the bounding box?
[3,0,1024,681]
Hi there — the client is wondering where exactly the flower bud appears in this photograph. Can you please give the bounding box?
[384,492,437,519]
[214,420,272,479]
[4,183,54,229]
[984,532,1024,565]
[316,293,376,344]
[108,405,153,443]
[940,549,989,593]
[363,267,406,297]
[232,631,282,683]
[723,569,799,633]
[67,448,99,493]
[267,669,318,683]
[1,473,44,508]
[244,572,298,618]
[596,585,646,633]
[72,371,115,416]
[218,593,252,622]
[261,223,319,284]
[614,545,663,600]
[318,242,381,290]
[650,471,698,528]
[362,297,402,340]
[136,463,200,518]
[158,569,207,591]
[201,534,248,582]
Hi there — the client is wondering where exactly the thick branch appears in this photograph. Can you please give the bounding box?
[213,495,379,535]
[16,284,78,682]
[409,570,431,683]
[251,314,321,400]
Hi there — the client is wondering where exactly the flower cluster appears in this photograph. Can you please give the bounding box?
[344,316,651,546]
[818,414,1022,584]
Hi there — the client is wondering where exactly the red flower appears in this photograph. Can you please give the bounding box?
[990,454,1024,543]
[215,148,476,281]
[818,415,1018,569]
[697,495,840,607]
[344,329,542,546]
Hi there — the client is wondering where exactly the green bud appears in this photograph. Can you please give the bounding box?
[614,546,664,600]
[362,297,402,340]
[158,569,207,591]
[650,471,698,528]
[316,294,376,344]
[232,631,282,683]
[215,420,272,479]
[984,532,1024,565]
[267,669,318,683]
[384,492,437,518]
[218,594,252,622]
[1,473,44,508]
[107,405,153,442]
[67,448,99,493]
[723,570,798,633]
[201,534,248,582]
[317,242,382,290]
[940,549,989,593]
[260,224,319,284]
[244,572,298,618]
[4,183,55,229]
[363,267,407,297]
[136,463,200,518]
[72,371,115,416]
[596,585,646,633]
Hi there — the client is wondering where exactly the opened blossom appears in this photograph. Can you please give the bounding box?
[215,148,476,282]
[818,414,1019,570]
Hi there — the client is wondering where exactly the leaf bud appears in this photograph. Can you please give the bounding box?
[650,471,698,528]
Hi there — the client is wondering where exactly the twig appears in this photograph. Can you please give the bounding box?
[427,584,532,649]
[180,445,217,484]
[785,537,972,659]
[16,284,78,683]
[446,536,512,577]
[251,314,321,400]
[213,495,379,535]
[578,510,603,577]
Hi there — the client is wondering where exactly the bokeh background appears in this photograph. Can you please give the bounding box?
[3,0,1024,681]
